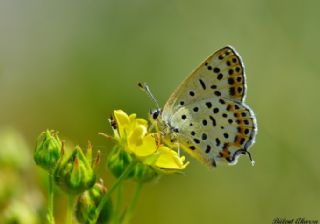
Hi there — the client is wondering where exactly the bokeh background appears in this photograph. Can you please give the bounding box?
[0,0,319,223]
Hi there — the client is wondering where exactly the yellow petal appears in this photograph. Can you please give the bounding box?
[128,116,148,136]
[127,124,147,147]
[113,110,130,137]
[129,134,157,157]
[128,113,137,122]
[155,146,189,169]
[135,118,148,128]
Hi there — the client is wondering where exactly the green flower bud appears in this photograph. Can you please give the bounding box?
[107,145,133,178]
[54,145,96,194]
[75,180,112,224]
[131,162,159,182]
[107,145,159,182]
[34,130,62,172]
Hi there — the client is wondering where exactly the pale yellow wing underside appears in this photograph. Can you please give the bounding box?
[160,46,257,167]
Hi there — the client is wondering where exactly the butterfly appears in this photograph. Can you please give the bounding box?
[140,46,257,167]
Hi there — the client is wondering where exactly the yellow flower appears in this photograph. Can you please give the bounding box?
[155,146,188,169]
[112,110,188,170]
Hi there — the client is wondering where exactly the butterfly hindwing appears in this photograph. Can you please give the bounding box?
[169,97,256,166]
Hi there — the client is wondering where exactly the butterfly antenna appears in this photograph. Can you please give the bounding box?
[138,82,160,109]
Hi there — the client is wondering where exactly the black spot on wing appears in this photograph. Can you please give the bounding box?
[211,159,217,167]
[202,119,207,126]
[201,133,207,140]
[215,138,221,146]
[209,116,216,126]
[199,79,206,90]
[213,67,220,73]
[193,138,200,144]
[206,145,211,153]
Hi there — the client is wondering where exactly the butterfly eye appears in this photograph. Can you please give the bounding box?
[150,109,161,120]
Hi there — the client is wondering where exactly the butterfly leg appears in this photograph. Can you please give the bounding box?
[167,133,181,156]
[148,123,155,132]
[176,142,181,157]
[172,140,181,157]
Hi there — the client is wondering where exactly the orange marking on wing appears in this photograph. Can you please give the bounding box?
[218,143,231,160]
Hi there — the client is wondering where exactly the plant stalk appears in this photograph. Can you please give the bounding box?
[47,173,55,224]
[66,195,75,224]
[90,162,136,224]
[113,181,123,224]
[122,182,143,224]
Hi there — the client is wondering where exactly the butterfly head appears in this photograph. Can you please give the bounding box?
[150,108,161,120]
[149,108,165,131]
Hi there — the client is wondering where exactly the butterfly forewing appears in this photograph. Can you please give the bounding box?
[162,46,246,120]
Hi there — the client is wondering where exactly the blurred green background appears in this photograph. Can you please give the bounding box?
[0,0,319,223]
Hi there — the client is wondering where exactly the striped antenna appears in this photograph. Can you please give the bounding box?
[138,82,160,109]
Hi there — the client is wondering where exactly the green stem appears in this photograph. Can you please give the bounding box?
[66,195,75,224]
[47,173,55,224]
[122,182,143,224]
[90,162,136,224]
[113,182,123,224]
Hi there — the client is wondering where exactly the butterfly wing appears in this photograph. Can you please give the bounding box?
[162,46,246,119]
[161,46,257,167]
[167,97,256,166]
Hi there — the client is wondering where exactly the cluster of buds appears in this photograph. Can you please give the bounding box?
[34,130,102,223]
[34,131,97,195]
